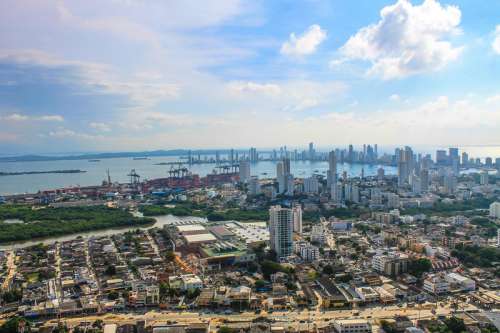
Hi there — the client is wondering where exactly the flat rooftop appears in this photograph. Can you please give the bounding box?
[184,233,217,244]
[176,224,206,232]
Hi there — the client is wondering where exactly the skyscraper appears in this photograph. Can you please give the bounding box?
[269,205,294,260]
[303,176,319,194]
[292,204,302,235]
[327,151,337,188]
[276,161,285,193]
[420,169,429,192]
[239,161,250,183]
[436,150,448,165]
[308,142,315,160]
[462,152,469,166]
[248,176,261,196]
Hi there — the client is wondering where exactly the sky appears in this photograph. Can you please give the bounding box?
[0,0,500,154]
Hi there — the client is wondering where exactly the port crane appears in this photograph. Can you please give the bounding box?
[127,169,141,185]
[168,164,189,178]
[214,163,239,174]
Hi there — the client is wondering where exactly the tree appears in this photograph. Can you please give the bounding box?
[0,317,30,333]
[444,317,466,333]
[104,265,116,276]
[92,320,103,329]
[164,251,176,262]
[255,280,266,289]
[322,265,334,275]
[218,327,232,333]
[108,291,119,300]
[408,258,432,278]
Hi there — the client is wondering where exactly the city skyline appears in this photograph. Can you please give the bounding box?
[1,0,500,154]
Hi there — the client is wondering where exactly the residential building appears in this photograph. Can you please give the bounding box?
[423,274,449,295]
[269,205,294,260]
[332,319,372,333]
[489,202,500,219]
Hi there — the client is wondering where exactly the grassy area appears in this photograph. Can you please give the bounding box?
[0,205,154,243]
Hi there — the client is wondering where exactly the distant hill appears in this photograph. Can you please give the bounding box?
[0,149,255,162]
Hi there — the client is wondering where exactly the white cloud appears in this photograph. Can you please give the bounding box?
[89,122,111,132]
[1,113,64,122]
[337,0,463,79]
[389,94,400,102]
[0,50,180,108]
[486,94,500,104]
[280,24,327,57]
[493,25,500,54]
[47,127,101,140]
[227,81,281,96]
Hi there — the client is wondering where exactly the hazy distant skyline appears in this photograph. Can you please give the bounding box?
[1,0,500,154]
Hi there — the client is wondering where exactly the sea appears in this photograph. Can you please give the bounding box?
[1,145,499,196]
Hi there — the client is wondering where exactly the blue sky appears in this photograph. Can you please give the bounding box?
[0,0,499,154]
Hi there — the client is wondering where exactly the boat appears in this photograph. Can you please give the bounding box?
[133,157,149,160]
[88,159,100,162]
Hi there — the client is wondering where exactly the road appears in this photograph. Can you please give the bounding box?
[1,251,16,290]
[48,302,478,328]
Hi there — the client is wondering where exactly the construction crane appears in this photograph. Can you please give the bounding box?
[127,169,140,185]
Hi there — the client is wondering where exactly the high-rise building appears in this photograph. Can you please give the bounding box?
[412,177,422,195]
[443,174,457,194]
[387,193,400,209]
[308,142,315,160]
[269,205,294,260]
[377,167,385,180]
[480,171,489,185]
[448,148,459,165]
[230,148,234,164]
[248,176,261,196]
[285,174,294,196]
[436,150,448,165]
[327,151,337,188]
[249,147,258,162]
[239,161,251,183]
[461,152,469,166]
[489,202,500,219]
[303,176,319,194]
[420,169,429,192]
[292,204,302,234]
[331,183,342,203]
[351,184,360,203]
[397,160,408,187]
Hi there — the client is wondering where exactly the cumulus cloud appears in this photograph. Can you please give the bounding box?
[227,81,281,96]
[89,122,111,132]
[280,24,327,57]
[389,94,400,102]
[337,0,463,79]
[493,25,500,54]
[1,113,64,122]
[47,127,101,140]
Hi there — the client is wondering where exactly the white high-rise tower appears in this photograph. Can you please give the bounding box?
[269,205,294,260]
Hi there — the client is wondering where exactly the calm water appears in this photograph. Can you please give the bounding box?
[0,156,396,195]
[1,145,499,195]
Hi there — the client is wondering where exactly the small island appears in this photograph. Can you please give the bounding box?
[0,170,86,176]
